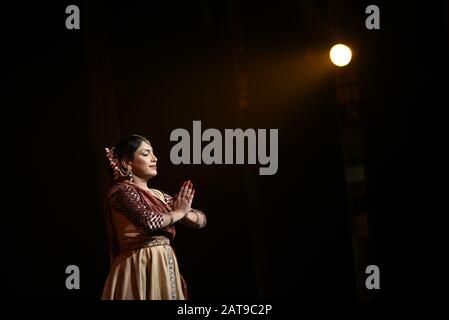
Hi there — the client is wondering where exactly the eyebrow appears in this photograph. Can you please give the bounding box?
[141,148,153,153]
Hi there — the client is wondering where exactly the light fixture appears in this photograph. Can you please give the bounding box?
[329,44,352,67]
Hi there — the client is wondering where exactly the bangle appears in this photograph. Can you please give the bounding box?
[198,212,206,228]
[167,214,174,226]
[193,211,200,224]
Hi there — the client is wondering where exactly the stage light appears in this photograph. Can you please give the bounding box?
[329,44,352,67]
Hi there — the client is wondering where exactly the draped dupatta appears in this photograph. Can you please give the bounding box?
[103,181,176,263]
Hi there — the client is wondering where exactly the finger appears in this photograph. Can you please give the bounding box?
[178,181,187,197]
[181,181,189,198]
[184,181,192,197]
[186,183,194,196]
[188,189,195,204]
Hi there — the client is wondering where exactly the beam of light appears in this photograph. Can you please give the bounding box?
[329,44,352,67]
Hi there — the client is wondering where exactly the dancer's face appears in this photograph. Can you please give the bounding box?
[128,141,158,180]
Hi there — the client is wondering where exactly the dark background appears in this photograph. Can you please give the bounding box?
[5,0,449,299]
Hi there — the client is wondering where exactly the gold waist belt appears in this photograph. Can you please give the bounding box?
[120,237,170,252]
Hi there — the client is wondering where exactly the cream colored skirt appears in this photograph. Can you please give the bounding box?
[102,244,186,300]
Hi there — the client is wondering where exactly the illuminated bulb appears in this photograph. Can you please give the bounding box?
[330,44,352,67]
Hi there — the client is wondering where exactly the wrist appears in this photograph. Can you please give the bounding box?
[173,209,188,220]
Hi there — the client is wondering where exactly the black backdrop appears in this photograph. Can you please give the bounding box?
[5,1,449,299]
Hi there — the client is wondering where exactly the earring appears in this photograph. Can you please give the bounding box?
[129,171,133,182]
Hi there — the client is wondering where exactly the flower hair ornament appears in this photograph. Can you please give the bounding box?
[105,147,133,181]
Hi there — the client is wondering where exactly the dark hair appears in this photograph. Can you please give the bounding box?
[105,134,150,177]
[113,134,150,162]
